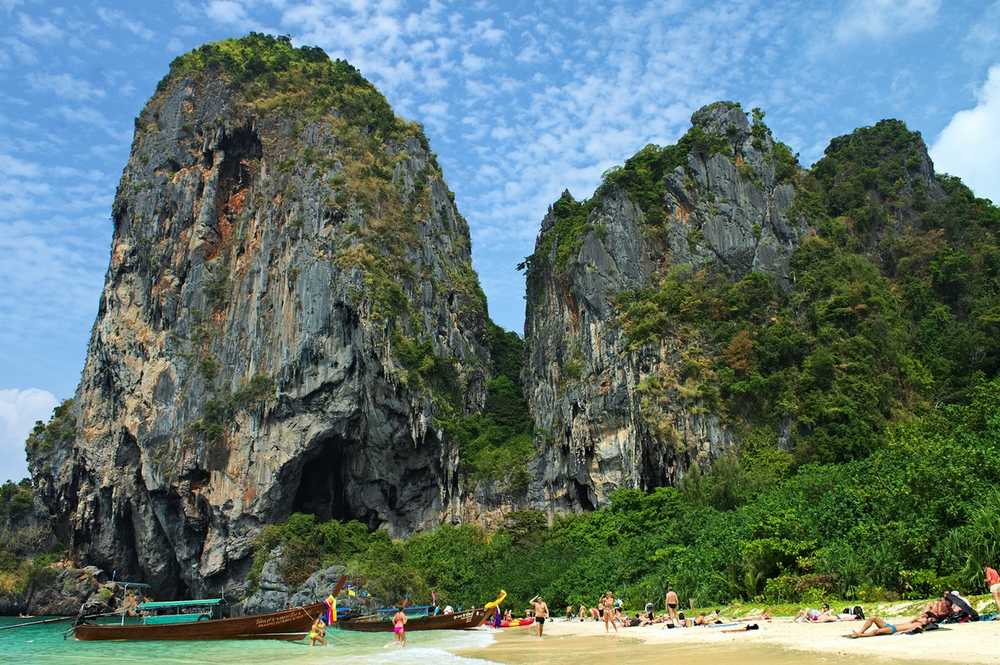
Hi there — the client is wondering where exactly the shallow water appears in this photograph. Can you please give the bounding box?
[0,616,496,665]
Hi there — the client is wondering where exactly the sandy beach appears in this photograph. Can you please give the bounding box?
[458,616,999,664]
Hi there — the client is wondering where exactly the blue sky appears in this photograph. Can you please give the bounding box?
[1,0,999,482]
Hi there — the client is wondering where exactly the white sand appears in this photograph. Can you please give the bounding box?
[493,615,999,664]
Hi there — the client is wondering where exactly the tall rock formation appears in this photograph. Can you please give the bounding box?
[28,35,495,599]
[523,102,803,510]
[521,101,987,511]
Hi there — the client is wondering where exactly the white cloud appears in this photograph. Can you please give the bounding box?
[205,0,251,25]
[28,72,106,100]
[930,64,1000,203]
[0,388,59,482]
[17,12,63,41]
[0,153,40,178]
[834,0,940,42]
[96,7,155,41]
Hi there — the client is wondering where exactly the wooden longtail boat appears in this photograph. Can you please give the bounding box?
[338,606,487,632]
[74,576,346,641]
[73,601,327,641]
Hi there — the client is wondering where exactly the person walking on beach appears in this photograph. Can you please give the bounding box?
[665,587,680,625]
[392,607,407,647]
[531,596,549,637]
[986,563,1000,612]
[601,592,618,634]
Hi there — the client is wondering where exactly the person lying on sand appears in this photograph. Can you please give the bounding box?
[918,595,953,623]
[722,623,760,633]
[736,610,772,621]
[849,616,928,638]
[795,604,838,623]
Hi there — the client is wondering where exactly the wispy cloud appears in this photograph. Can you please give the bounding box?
[833,0,940,43]
[17,12,63,41]
[28,72,106,100]
[95,6,155,41]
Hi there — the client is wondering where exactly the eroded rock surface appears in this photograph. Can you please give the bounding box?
[523,102,808,510]
[28,36,495,600]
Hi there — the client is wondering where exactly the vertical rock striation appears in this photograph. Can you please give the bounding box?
[522,102,809,511]
[28,35,494,599]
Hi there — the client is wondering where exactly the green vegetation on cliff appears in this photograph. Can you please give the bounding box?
[616,118,1000,464]
[158,33,401,136]
[252,377,1000,610]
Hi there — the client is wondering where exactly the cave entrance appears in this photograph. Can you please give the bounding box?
[291,434,364,524]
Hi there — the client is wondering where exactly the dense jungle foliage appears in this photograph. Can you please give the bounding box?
[615,116,1000,464]
[252,377,1000,610]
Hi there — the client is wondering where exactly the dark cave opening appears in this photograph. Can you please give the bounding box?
[292,434,373,526]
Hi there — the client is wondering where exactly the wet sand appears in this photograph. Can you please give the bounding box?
[458,617,998,664]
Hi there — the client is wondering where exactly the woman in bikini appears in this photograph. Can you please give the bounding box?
[392,608,407,647]
[601,592,618,634]
[850,615,927,638]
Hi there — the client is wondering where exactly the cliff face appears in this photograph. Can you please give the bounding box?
[521,101,962,511]
[28,35,494,599]
[522,103,802,510]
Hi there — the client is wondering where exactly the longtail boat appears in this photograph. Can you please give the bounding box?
[338,606,487,632]
[73,576,346,641]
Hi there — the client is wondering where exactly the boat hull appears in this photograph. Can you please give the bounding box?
[73,602,326,641]
[338,607,487,632]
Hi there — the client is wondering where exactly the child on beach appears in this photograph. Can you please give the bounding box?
[392,608,407,647]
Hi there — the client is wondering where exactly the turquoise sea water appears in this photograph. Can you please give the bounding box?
[0,617,495,665]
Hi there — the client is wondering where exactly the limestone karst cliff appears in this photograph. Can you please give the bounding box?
[24,35,1000,603]
[521,100,996,512]
[27,34,502,599]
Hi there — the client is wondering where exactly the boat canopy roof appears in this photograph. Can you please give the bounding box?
[138,598,223,610]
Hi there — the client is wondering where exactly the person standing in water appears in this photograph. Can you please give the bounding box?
[665,587,680,626]
[392,607,407,647]
[531,596,549,637]
[308,618,327,646]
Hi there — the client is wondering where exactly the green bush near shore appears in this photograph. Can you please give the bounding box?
[250,377,1000,611]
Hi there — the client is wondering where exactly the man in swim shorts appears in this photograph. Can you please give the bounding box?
[665,587,679,625]
[531,596,549,638]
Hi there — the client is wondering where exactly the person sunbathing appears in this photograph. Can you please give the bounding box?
[850,615,928,638]
[736,609,772,621]
[918,596,953,623]
[795,604,838,623]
